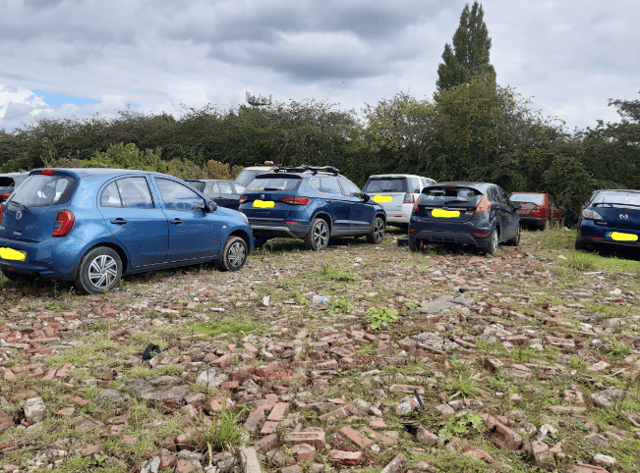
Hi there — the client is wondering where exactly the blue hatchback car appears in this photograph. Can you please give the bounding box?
[575,189,640,252]
[409,182,521,254]
[238,165,386,250]
[0,168,254,293]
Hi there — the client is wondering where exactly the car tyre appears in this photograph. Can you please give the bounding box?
[575,238,586,251]
[305,218,329,251]
[408,235,421,252]
[540,218,549,231]
[366,216,385,244]
[484,228,499,255]
[506,224,521,246]
[219,236,248,271]
[75,247,122,294]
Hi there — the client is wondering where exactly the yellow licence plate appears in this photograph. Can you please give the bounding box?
[253,200,275,208]
[432,208,460,218]
[373,195,393,203]
[0,247,27,261]
[610,232,638,242]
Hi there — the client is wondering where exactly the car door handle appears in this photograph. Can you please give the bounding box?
[171,218,183,225]
[110,218,127,225]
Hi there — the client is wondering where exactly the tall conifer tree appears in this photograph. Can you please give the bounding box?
[436,2,495,91]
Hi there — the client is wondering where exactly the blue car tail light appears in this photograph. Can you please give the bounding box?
[52,210,75,236]
[582,209,602,220]
[280,196,310,205]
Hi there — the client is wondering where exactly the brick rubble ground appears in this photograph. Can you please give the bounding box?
[0,230,639,473]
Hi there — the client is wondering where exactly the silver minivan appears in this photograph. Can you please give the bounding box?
[362,174,436,228]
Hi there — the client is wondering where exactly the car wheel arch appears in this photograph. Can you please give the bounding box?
[78,242,129,276]
[227,229,252,250]
[312,212,333,233]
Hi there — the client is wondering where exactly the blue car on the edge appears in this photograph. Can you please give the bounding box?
[0,168,254,293]
[575,189,640,252]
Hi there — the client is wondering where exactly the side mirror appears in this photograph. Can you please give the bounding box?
[207,200,218,212]
[360,192,371,203]
[512,202,522,209]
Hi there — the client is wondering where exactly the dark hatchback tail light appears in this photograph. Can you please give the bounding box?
[281,197,310,205]
[239,196,248,204]
[475,195,491,213]
[53,210,74,236]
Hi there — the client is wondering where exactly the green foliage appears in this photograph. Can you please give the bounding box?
[438,411,484,441]
[197,319,258,336]
[436,1,495,91]
[328,299,355,316]
[317,267,360,283]
[367,307,398,330]
[188,409,245,455]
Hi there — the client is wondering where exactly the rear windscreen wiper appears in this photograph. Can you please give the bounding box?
[9,200,29,213]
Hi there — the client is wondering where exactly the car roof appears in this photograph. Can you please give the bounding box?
[30,168,167,178]
[510,192,549,195]
[368,174,429,179]
[428,181,495,192]
[594,189,640,194]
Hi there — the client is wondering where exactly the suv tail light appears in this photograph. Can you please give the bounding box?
[475,195,491,213]
[403,193,414,204]
[280,197,310,205]
[53,210,74,236]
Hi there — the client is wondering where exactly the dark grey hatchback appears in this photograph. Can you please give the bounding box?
[408,182,521,254]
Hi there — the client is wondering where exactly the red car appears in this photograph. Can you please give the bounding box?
[509,192,564,230]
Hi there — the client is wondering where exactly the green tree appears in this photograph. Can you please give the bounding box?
[436,1,495,91]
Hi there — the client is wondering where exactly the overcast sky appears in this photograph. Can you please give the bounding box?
[1,0,638,134]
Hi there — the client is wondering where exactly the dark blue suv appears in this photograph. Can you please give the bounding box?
[239,165,386,250]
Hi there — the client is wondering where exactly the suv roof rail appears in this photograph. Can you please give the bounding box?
[272,164,340,176]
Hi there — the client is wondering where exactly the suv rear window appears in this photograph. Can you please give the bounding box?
[419,186,481,205]
[9,174,77,206]
[363,177,408,193]
[246,176,302,192]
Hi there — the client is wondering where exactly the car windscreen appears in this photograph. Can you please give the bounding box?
[363,177,407,193]
[245,176,302,192]
[510,193,545,205]
[8,174,77,207]
[592,191,640,209]
[419,186,482,205]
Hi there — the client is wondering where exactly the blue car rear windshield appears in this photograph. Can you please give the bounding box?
[593,191,640,208]
[420,186,481,203]
[246,176,302,192]
[9,174,77,206]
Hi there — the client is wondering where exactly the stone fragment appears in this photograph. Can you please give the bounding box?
[24,396,45,423]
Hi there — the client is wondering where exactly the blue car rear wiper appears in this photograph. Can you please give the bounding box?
[9,200,29,213]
